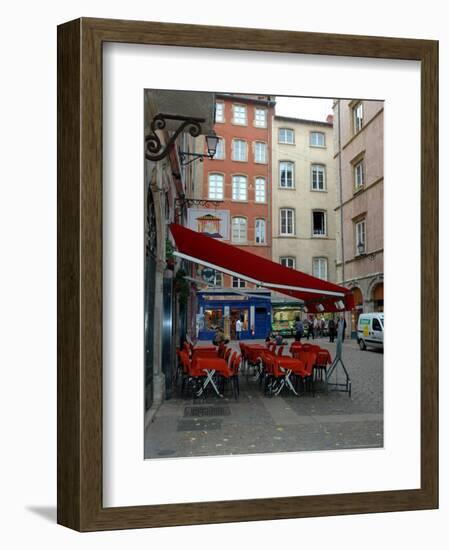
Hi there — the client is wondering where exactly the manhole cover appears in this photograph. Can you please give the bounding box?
[177,419,223,432]
[184,405,231,418]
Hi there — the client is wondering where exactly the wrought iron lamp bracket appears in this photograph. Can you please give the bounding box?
[145,113,205,162]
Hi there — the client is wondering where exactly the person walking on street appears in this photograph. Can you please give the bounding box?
[328,318,336,343]
[313,317,319,339]
[235,317,243,340]
[294,317,304,342]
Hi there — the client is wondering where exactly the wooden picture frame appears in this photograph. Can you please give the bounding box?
[57,17,438,531]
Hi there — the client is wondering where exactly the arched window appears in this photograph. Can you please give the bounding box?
[232,217,247,243]
[232,175,248,201]
[208,173,224,200]
[255,218,266,244]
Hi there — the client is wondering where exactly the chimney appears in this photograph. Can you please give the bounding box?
[326,114,334,125]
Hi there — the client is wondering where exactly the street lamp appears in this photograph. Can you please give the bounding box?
[178,134,219,166]
[357,240,366,256]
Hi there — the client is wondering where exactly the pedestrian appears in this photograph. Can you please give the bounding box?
[212,327,228,346]
[274,332,283,345]
[320,318,325,338]
[235,317,243,340]
[306,318,312,340]
[294,316,304,342]
[313,317,319,339]
[328,318,336,343]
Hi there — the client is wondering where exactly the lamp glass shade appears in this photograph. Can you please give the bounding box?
[206,134,219,156]
[357,241,365,254]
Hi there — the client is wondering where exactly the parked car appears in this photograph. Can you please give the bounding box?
[357,313,384,350]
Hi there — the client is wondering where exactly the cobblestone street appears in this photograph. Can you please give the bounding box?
[144,338,383,459]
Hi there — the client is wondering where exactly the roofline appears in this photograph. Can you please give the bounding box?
[215,93,276,107]
[274,115,332,127]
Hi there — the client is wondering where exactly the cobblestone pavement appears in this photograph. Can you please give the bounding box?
[144,337,383,459]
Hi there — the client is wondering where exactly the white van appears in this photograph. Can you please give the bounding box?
[357,313,384,351]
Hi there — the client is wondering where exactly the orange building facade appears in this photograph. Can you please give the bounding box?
[200,94,275,288]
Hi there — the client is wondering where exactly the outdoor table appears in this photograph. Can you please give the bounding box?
[271,356,305,396]
[193,356,230,398]
[192,347,219,359]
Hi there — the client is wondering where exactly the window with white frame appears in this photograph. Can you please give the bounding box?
[355,219,366,255]
[232,217,247,243]
[280,208,295,235]
[232,139,247,161]
[278,128,295,144]
[232,104,247,125]
[312,210,326,236]
[354,159,365,190]
[313,257,328,280]
[255,218,266,244]
[232,276,246,288]
[280,257,296,269]
[255,177,266,202]
[208,173,224,200]
[353,102,363,133]
[215,102,224,123]
[214,138,225,159]
[310,131,325,147]
[254,108,267,127]
[254,142,267,163]
[232,175,248,201]
[279,161,294,188]
[213,271,223,287]
[311,164,326,191]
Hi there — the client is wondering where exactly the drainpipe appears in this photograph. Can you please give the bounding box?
[337,100,345,284]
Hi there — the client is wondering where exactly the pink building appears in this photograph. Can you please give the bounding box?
[333,99,384,335]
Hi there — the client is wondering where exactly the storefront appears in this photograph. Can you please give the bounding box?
[271,302,303,337]
[197,291,272,341]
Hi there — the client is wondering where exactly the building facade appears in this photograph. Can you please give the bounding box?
[195,94,275,339]
[271,116,337,282]
[143,90,215,423]
[333,99,384,336]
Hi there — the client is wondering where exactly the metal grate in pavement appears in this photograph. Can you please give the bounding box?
[183,405,231,418]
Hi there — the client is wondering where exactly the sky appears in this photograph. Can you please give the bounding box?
[274,96,334,122]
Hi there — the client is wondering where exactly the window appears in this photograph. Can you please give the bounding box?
[279,128,295,144]
[233,104,247,125]
[280,208,295,235]
[215,102,224,123]
[214,138,225,159]
[213,271,223,287]
[355,219,366,255]
[313,257,328,280]
[208,173,224,200]
[205,308,223,330]
[255,177,266,202]
[311,164,326,191]
[312,211,326,236]
[280,257,296,269]
[279,161,294,188]
[232,277,246,288]
[232,139,247,161]
[232,175,248,201]
[354,159,365,190]
[254,142,267,163]
[232,217,247,243]
[353,102,363,133]
[255,219,266,244]
[310,131,325,147]
[254,108,267,127]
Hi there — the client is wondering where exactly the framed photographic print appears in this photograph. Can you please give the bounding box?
[57,17,438,531]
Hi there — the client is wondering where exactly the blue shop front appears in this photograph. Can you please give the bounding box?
[196,290,272,341]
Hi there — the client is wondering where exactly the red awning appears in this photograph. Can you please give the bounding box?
[170,224,354,313]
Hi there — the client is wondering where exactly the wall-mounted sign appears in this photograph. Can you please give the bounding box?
[187,208,230,240]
